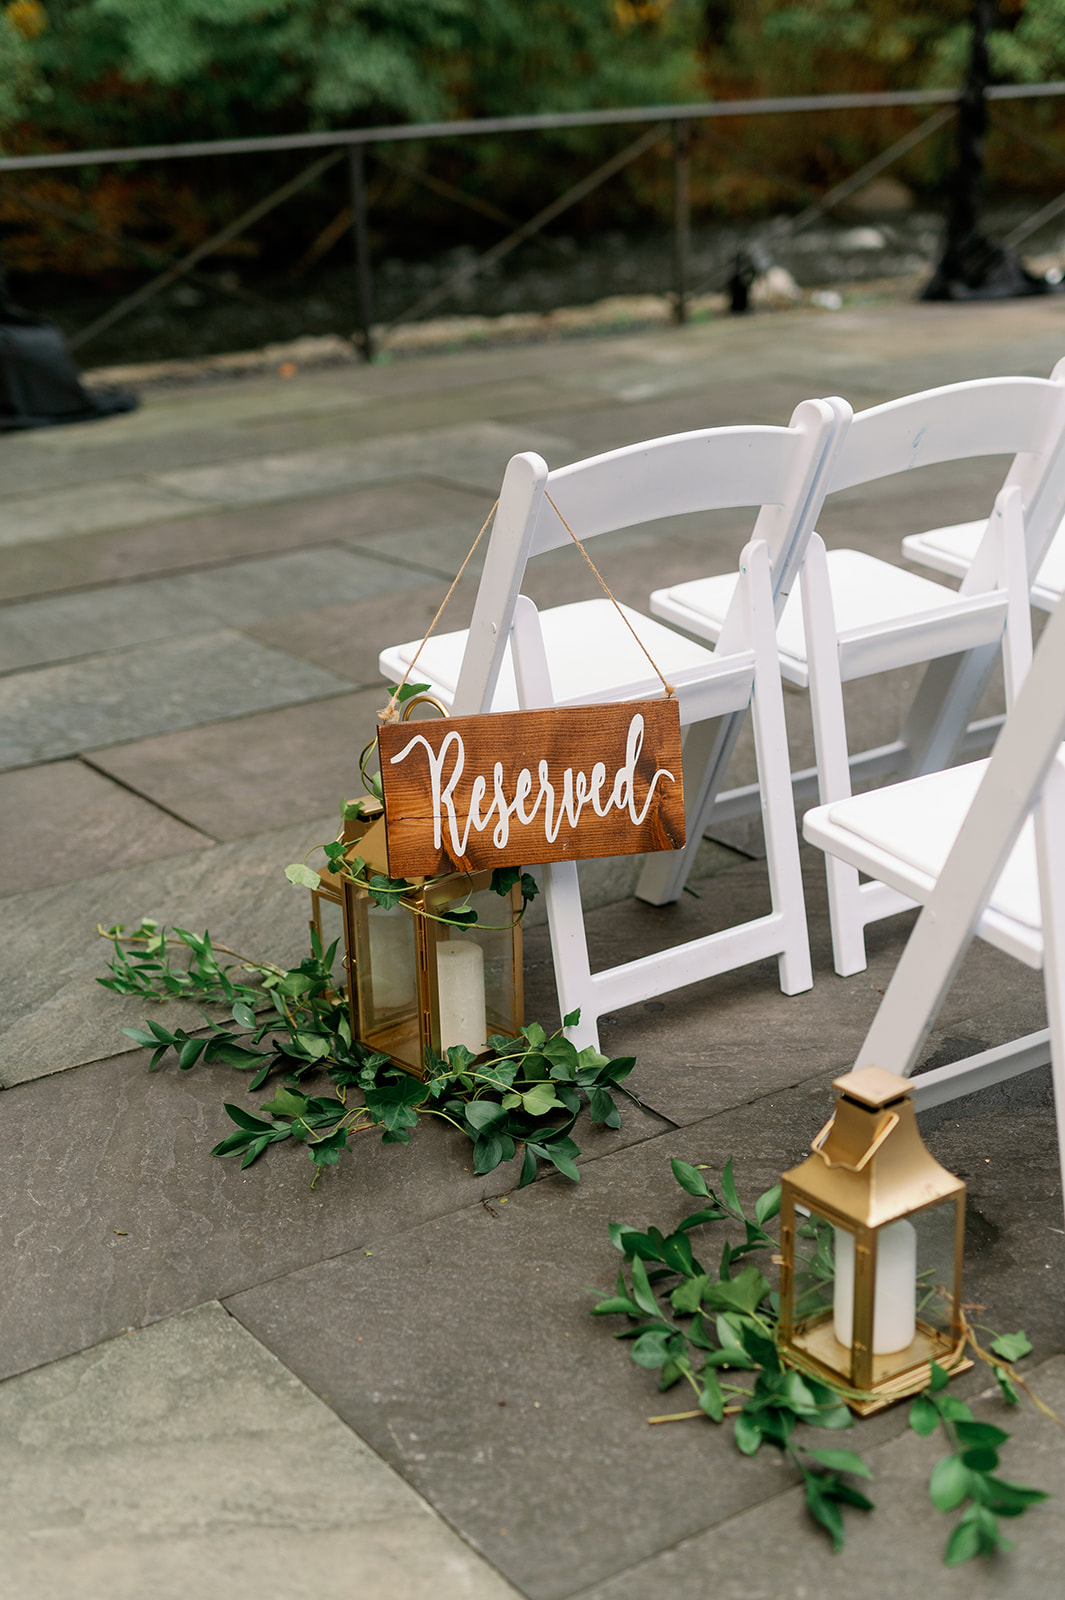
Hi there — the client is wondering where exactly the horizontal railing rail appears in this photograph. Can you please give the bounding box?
[5,82,1065,362]
[3,83,1065,172]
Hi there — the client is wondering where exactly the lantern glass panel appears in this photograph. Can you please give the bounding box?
[911,1197,963,1349]
[423,880,522,1057]
[788,1205,856,1387]
[314,893,346,982]
[353,898,421,1069]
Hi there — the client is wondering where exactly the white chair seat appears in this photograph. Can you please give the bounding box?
[651,548,988,687]
[903,519,1065,609]
[380,598,721,712]
[807,758,1043,943]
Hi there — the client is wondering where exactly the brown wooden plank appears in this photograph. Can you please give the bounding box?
[378,699,685,877]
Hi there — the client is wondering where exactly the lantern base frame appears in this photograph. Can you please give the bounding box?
[780,1312,973,1415]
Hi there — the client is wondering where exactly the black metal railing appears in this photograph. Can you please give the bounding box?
[3,81,1065,361]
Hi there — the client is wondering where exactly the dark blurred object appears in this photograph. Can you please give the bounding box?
[728,248,758,313]
[924,0,1052,302]
[0,256,138,431]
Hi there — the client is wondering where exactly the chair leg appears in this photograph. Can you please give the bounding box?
[541,860,600,1051]
[635,711,744,906]
[801,534,868,976]
[745,542,812,995]
[1034,765,1065,1227]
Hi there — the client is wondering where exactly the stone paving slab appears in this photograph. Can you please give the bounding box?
[0,815,335,1085]
[0,1300,521,1600]
[0,1045,667,1383]
[0,478,489,602]
[87,687,392,840]
[0,548,434,674]
[0,478,228,546]
[150,421,571,512]
[577,1355,1065,1600]
[0,630,352,769]
[224,1073,1064,1600]
[0,761,211,897]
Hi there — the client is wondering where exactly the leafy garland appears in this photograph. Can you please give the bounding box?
[98,916,636,1188]
[594,1157,1053,1564]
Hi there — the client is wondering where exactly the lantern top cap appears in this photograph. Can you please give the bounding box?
[831,1064,912,1109]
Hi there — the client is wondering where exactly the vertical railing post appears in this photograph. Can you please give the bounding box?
[672,118,691,324]
[349,144,375,361]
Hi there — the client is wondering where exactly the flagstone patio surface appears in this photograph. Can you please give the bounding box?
[2,297,1064,1599]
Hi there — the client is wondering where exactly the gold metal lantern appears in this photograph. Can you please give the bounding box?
[778,1065,971,1414]
[309,798,524,1078]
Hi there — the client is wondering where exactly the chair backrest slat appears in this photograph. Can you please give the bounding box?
[829,377,1065,494]
[534,426,804,553]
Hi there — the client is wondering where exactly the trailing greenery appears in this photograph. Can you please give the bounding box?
[98,909,636,1188]
[593,1156,1051,1561]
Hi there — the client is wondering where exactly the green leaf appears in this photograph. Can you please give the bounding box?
[979,1476,1049,1515]
[340,799,365,820]
[521,1022,546,1048]
[943,1514,986,1568]
[392,681,431,704]
[587,1087,621,1127]
[473,1133,505,1175]
[465,1099,509,1133]
[929,1453,972,1513]
[992,1366,1020,1406]
[990,1330,1033,1363]
[953,1421,1010,1451]
[309,1126,347,1167]
[518,1143,538,1187]
[754,1184,782,1226]
[928,1360,951,1392]
[285,863,321,889]
[520,1082,563,1117]
[671,1274,712,1314]
[542,1143,581,1182]
[806,1448,872,1479]
[720,1158,742,1217]
[231,1001,257,1029]
[670,1158,710,1198]
[733,1410,762,1456]
[631,1329,674,1368]
[562,1007,581,1028]
[177,1036,207,1070]
[699,1371,725,1422]
[489,866,520,897]
[240,1136,272,1168]
[629,1257,661,1319]
[702,1266,770,1317]
[592,1295,642,1318]
[260,1086,310,1118]
[220,1102,278,1133]
[804,1479,846,1553]
[909,1394,940,1437]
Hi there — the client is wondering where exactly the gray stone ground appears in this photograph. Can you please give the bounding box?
[2,296,1065,1598]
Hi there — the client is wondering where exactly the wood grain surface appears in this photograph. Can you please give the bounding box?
[379,699,685,876]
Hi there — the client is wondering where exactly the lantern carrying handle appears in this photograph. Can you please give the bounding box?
[810,1110,899,1172]
[399,692,451,722]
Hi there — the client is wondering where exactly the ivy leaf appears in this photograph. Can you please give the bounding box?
[285,863,321,890]
[671,1274,712,1314]
[309,1126,347,1168]
[671,1158,710,1199]
[490,866,520,897]
[631,1328,674,1368]
[990,1330,1033,1363]
[992,1365,1020,1406]
[465,1099,509,1134]
[473,1132,506,1175]
[261,1087,310,1118]
[364,1077,425,1133]
[521,1082,563,1118]
[340,799,365,820]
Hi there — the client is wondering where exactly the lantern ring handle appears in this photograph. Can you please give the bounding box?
[399,692,451,721]
[810,1111,899,1172]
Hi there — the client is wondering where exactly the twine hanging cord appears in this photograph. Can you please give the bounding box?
[378,487,675,723]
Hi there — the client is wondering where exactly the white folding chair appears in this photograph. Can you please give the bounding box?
[646,370,1065,978]
[802,553,1065,1215]
[379,401,848,1049]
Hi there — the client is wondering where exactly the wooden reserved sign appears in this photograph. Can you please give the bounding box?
[378,700,685,876]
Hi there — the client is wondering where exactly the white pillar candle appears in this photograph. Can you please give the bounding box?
[436,938,488,1055]
[833,1219,917,1354]
[368,908,413,1011]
